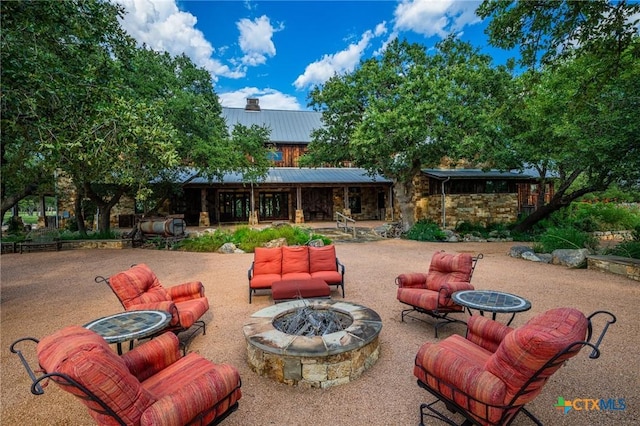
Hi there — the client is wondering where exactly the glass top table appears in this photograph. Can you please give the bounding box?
[452,290,531,326]
[84,310,171,354]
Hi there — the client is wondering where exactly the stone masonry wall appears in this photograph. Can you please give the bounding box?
[423,193,519,228]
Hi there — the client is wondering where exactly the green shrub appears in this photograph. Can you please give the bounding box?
[406,220,446,242]
[533,227,599,253]
[548,202,640,232]
[177,229,233,252]
[176,225,332,253]
[605,241,640,259]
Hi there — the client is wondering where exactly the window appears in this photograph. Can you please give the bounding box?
[266,151,283,162]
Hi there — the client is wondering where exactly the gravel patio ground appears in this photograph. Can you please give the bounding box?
[1,237,638,425]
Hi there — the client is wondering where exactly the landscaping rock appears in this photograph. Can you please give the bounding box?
[521,251,544,262]
[308,239,325,247]
[218,242,237,254]
[264,237,288,248]
[537,253,553,263]
[552,248,590,268]
[509,245,534,258]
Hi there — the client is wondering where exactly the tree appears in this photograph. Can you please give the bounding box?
[1,0,133,221]
[2,1,270,234]
[477,0,640,231]
[302,38,512,229]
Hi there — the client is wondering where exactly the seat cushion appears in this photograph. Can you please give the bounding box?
[250,273,282,289]
[37,326,155,425]
[485,307,588,404]
[281,246,310,274]
[109,264,170,308]
[174,297,209,329]
[253,247,283,276]
[309,245,337,273]
[414,335,506,424]
[425,252,473,291]
[140,353,242,425]
[281,272,312,281]
[310,270,343,285]
[397,287,463,312]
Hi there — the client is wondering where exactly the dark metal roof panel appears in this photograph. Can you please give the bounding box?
[422,169,534,179]
[222,108,323,144]
[187,168,391,185]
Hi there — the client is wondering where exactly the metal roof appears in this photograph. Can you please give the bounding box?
[187,167,391,185]
[422,169,534,180]
[222,107,323,144]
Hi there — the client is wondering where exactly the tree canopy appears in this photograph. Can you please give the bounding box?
[478,0,640,230]
[1,0,270,233]
[303,38,512,229]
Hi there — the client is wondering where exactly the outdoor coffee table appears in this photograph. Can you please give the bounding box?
[84,310,171,355]
[271,278,331,303]
[452,290,531,326]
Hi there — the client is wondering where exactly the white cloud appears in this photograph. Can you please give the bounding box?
[293,27,382,90]
[218,88,302,111]
[237,15,283,66]
[393,0,481,38]
[113,0,243,80]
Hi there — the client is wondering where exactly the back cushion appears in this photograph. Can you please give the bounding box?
[37,326,155,425]
[309,245,337,273]
[282,246,310,274]
[253,247,283,275]
[109,264,169,308]
[485,308,588,403]
[426,252,473,291]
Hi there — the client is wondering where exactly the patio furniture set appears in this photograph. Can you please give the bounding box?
[11,246,616,426]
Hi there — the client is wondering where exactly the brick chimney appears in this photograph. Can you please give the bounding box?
[245,98,261,111]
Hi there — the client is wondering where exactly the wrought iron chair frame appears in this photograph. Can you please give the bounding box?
[398,253,483,337]
[95,271,207,354]
[414,310,616,426]
[10,336,240,426]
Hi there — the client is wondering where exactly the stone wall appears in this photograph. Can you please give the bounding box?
[420,193,518,228]
[587,255,640,282]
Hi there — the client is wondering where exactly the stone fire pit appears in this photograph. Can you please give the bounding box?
[243,299,382,388]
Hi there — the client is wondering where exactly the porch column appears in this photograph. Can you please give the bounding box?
[199,188,210,227]
[295,186,304,223]
[342,187,351,217]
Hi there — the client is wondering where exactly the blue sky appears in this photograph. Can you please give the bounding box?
[114,0,515,110]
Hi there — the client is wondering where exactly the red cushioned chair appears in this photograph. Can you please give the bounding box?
[396,251,482,337]
[11,325,242,426]
[413,308,616,426]
[95,264,209,350]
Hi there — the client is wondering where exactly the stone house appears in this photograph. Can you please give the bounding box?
[58,98,549,229]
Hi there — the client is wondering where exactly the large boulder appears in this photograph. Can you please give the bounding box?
[552,249,590,268]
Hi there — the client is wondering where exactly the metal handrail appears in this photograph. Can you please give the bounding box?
[335,212,356,238]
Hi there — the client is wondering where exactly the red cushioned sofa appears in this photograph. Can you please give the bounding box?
[11,325,242,425]
[413,307,616,426]
[247,245,345,303]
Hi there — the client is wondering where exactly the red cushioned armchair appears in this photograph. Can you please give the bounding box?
[11,325,242,425]
[413,308,616,426]
[95,264,209,349]
[396,251,482,337]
